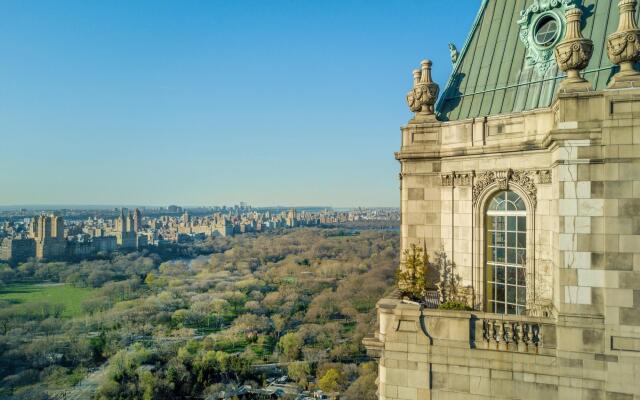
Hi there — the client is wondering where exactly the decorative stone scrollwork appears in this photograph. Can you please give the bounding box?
[510,170,538,205]
[517,0,573,74]
[555,7,593,91]
[607,0,640,88]
[472,169,539,208]
[406,60,439,120]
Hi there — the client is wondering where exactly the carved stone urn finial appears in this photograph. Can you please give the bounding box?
[406,59,440,122]
[555,7,593,92]
[607,0,640,88]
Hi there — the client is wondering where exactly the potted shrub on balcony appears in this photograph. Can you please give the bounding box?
[396,245,472,311]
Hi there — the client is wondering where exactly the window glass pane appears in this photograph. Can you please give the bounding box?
[489,197,502,211]
[507,286,516,303]
[507,304,516,314]
[496,303,505,314]
[517,216,526,231]
[507,200,517,211]
[494,216,505,230]
[517,267,526,285]
[516,306,525,315]
[517,287,526,304]
[516,249,526,265]
[515,197,526,211]
[517,233,526,248]
[507,232,517,247]
[496,266,505,283]
[496,248,505,262]
[507,216,517,231]
[495,232,505,247]
[496,284,505,302]
[507,191,519,203]
[507,248,517,264]
[507,267,517,284]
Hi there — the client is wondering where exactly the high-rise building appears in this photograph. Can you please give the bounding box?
[366,1,640,399]
[181,211,191,226]
[133,208,142,232]
[0,237,35,265]
[286,208,297,227]
[29,215,67,260]
[115,208,137,249]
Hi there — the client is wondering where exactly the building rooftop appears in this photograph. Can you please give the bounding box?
[436,0,637,121]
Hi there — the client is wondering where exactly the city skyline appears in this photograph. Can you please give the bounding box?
[0,1,478,207]
[0,203,400,211]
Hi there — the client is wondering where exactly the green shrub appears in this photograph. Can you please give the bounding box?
[438,301,472,311]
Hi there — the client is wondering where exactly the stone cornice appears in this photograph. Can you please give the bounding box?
[395,143,548,161]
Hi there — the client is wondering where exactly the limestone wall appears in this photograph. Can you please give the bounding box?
[371,299,638,400]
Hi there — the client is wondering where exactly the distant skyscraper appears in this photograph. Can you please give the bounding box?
[115,209,137,249]
[133,208,142,233]
[29,214,66,260]
[286,208,297,228]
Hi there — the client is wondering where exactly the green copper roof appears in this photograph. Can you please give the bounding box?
[437,0,637,121]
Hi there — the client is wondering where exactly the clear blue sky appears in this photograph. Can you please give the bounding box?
[0,0,479,208]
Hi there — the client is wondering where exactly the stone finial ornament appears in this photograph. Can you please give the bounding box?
[607,0,640,88]
[406,60,440,121]
[555,7,593,92]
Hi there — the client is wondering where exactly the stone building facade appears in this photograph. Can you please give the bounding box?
[365,0,640,399]
[115,208,141,249]
[30,214,67,260]
[0,237,35,265]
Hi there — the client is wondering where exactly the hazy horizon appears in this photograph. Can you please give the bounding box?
[0,203,399,211]
[0,1,478,206]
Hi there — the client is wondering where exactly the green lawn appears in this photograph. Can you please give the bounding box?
[0,283,95,317]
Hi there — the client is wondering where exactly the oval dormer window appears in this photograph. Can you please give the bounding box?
[534,15,560,47]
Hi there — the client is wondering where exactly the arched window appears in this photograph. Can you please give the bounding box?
[485,191,527,315]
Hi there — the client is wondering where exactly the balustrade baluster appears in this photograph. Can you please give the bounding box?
[517,322,526,352]
[513,322,521,345]
[504,323,512,348]
[489,320,496,344]
[532,324,541,348]
[483,320,490,342]
[475,318,547,353]
[538,325,542,348]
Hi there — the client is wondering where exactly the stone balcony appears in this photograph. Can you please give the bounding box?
[364,297,557,359]
[363,297,565,399]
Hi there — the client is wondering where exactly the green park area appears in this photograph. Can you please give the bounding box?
[0,283,95,317]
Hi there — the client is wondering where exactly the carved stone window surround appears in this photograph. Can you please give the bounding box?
[440,169,551,206]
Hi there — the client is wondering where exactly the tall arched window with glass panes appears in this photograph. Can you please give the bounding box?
[485,191,527,315]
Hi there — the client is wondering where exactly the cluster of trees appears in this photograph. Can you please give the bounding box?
[0,252,158,288]
[0,228,399,399]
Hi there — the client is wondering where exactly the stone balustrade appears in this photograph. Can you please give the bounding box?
[472,312,556,355]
